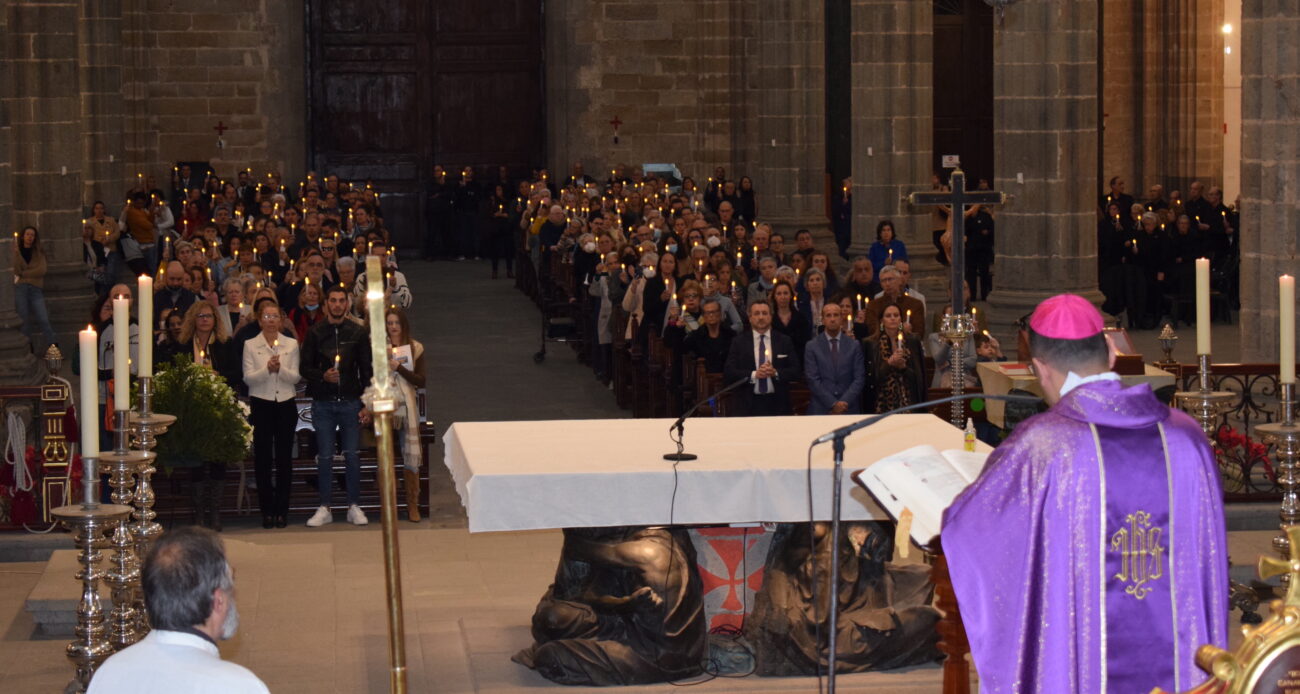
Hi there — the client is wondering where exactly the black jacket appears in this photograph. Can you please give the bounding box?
[300,318,373,401]
[723,330,800,416]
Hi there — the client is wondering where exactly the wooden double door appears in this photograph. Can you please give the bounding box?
[307,0,544,250]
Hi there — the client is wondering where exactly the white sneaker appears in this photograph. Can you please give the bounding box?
[346,505,369,526]
[306,505,332,527]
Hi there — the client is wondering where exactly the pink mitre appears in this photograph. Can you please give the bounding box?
[1028,294,1104,339]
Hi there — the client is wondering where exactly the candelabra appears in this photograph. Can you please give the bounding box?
[1175,355,1263,621]
[941,312,976,428]
[49,448,131,692]
[99,413,149,649]
[1257,382,1300,567]
[127,375,175,635]
[1173,355,1234,442]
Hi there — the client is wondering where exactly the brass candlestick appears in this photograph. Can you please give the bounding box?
[1257,382,1300,565]
[1174,354,1234,442]
[941,312,975,429]
[99,412,144,649]
[49,448,131,692]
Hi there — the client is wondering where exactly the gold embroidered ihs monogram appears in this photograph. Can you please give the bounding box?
[1110,511,1165,600]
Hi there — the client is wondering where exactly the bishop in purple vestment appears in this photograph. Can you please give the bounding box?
[943,294,1228,693]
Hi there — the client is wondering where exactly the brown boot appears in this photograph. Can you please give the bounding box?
[403,468,422,522]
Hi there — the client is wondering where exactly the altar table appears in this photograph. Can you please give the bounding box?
[443,414,985,533]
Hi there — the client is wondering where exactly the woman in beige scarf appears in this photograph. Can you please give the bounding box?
[383,307,426,521]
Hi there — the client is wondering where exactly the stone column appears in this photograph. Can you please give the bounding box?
[5,0,94,374]
[985,0,1101,343]
[1237,2,1299,362]
[740,0,826,238]
[0,2,34,382]
[79,0,125,207]
[850,1,935,287]
[1102,0,1225,197]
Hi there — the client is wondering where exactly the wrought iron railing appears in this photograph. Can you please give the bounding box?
[1166,363,1290,502]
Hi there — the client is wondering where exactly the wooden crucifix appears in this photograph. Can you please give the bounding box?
[907,168,1005,427]
[906,168,1004,317]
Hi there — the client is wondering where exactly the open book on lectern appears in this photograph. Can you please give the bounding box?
[851,444,989,549]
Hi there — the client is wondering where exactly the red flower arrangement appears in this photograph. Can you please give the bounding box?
[1215,424,1275,493]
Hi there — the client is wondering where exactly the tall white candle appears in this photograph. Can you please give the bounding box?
[1195,258,1211,355]
[79,327,99,457]
[1282,274,1296,384]
[112,297,130,411]
[137,275,153,377]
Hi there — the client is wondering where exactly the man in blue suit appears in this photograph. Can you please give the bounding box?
[803,303,866,415]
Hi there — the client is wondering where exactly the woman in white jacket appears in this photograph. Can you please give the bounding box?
[242,303,301,529]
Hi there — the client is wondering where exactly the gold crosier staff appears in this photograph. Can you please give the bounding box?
[364,255,408,692]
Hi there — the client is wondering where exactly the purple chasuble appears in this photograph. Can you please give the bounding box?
[942,380,1228,693]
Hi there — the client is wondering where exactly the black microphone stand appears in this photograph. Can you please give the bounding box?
[815,392,1041,693]
[664,376,753,461]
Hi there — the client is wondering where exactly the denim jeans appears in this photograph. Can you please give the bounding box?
[312,399,362,506]
[15,282,56,347]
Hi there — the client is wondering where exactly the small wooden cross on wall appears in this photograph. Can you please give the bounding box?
[213,121,228,150]
[609,115,622,145]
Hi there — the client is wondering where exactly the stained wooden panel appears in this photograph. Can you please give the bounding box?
[307,0,543,250]
[933,0,994,183]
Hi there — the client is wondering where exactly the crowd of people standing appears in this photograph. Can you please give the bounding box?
[69,164,425,530]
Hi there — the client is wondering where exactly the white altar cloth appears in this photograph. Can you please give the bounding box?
[443,414,987,532]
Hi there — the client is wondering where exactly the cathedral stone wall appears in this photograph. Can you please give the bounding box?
[545,0,827,234]
[1102,0,1225,197]
[0,0,304,382]
[121,0,306,187]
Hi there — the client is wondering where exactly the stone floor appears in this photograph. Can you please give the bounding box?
[0,257,1260,692]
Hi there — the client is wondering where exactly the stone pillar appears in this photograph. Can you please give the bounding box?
[985,0,1101,344]
[850,1,935,286]
[1237,2,1299,362]
[0,2,34,382]
[79,0,125,207]
[5,0,94,373]
[740,0,826,238]
[1102,0,1224,197]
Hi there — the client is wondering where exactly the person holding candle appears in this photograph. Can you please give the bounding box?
[300,285,373,527]
[358,307,426,522]
[120,192,157,276]
[869,304,925,413]
[867,220,907,277]
[722,300,800,417]
[350,238,410,317]
[769,280,812,366]
[243,304,301,529]
[154,260,200,333]
[12,226,58,352]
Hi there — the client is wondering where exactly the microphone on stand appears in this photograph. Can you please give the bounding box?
[811,391,1043,694]
[663,376,753,461]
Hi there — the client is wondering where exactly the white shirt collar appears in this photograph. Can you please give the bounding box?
[1058,370,1121,398]
[151,628,221,656]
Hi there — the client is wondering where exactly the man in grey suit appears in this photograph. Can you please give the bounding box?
[803,303,866,415]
